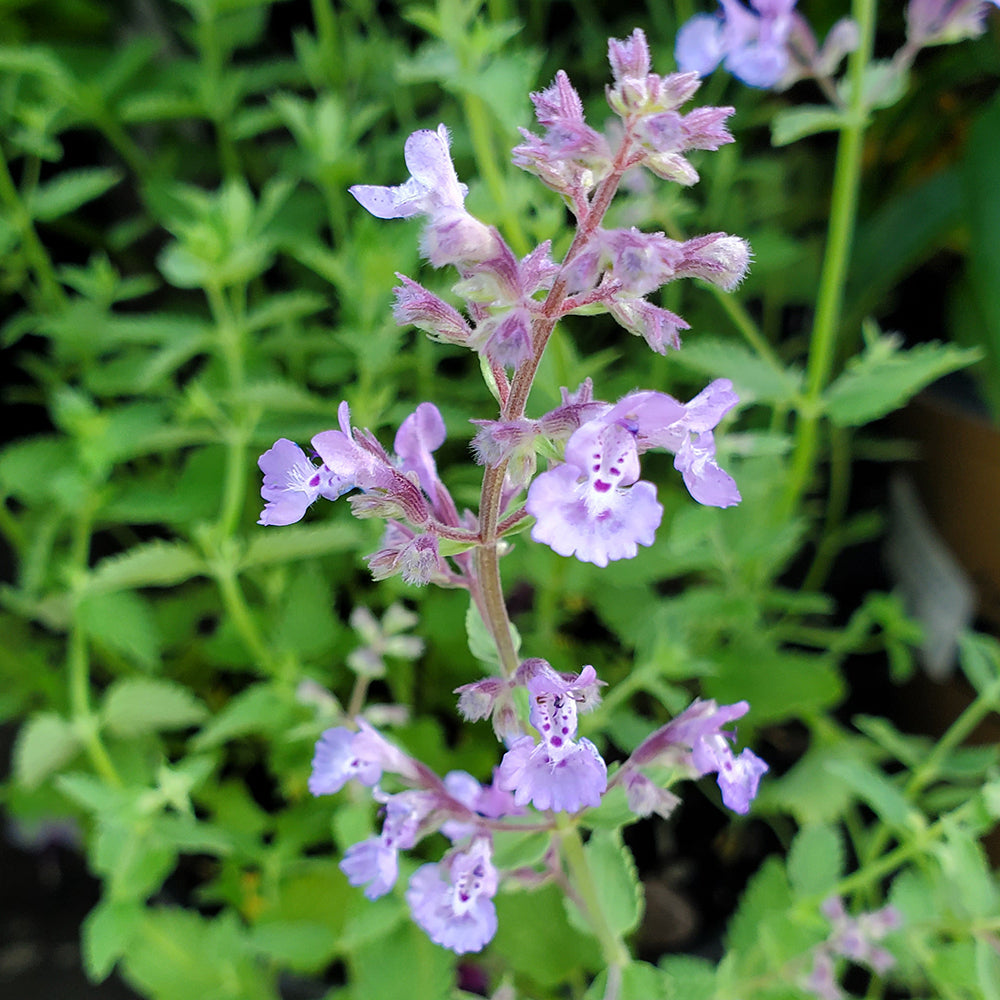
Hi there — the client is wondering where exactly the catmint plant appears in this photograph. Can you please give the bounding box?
[258,28,766,963]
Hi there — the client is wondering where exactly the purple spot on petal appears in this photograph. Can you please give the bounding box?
[593,480,611,493]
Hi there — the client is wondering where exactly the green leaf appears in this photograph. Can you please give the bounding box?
[492,883,598,987]
[787,824,844,898]
[580,829,643,937]
[247,920,338,972]
[82,898,142,981]
[824,758,914,830]
[87,541,206,594]
[771,105,851,146]
[29,168,122,221]
[78,590,162,669]
[192,683,295,749]
[825,331,980,427]
[957,631,1000,695]
[102,678,208,736]
[271,563,338,658]
[659,955,717,1000]
[465,598,520,668]
[14,712,82,788]
[672,336,802,405]
[122,908,269,1000]
[585,961,669,1000]
[240,521,360,568]
[348,919,453,1000]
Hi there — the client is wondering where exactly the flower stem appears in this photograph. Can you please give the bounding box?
[781,0,876,520]
[555,814,631,968]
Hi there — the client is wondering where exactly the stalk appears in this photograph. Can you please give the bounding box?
[780,0,877,520]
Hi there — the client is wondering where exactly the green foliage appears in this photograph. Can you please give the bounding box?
[3,3,1000,1000]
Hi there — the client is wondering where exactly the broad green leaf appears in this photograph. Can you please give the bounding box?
[771,105,851,146]
[78,590,162,669]
[247,920,338,972]
[787,824,844,899]
[493,883,598,987]
[87,540,206,594]
[122,908,269,1000]
[825,333,979,427]
[271,563,338,658]
[82,898,142,981]
[102,678,208,736]
[348,918,453,1000]
[14,712,82,788]
[95,819,177,901]
[725,855,793,956]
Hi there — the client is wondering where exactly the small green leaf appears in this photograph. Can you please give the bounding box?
[241,521,360,568]
[673,336,803,405]
[247,920,338,972]
[78,590,162,669]
[825,331,980,427]
[87,541,206,594]
[579,829,643,937]
[465,598,520,668]
[192,683,295,749]
[102,678,208,736]
[659,955,717,1000]
[29,168,122,221]
[771,105,851,146]
[824,758,914,830]
[787,824,844,898]
[82,898,142,981]
[14,712,82,788]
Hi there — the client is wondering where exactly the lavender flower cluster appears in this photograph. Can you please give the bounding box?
[259,28,768,954]
[674,0,999,91]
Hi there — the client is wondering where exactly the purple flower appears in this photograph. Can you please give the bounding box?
[624,698,767,815]
[526,381,740,566]
[257,438,350,526]
[496,663,608,813]
[340,838,399,899]
[676,0,799,89]
[311,402,434,529]
[406,837,499,954]
[308,719,421,796]
[349,124,496,266]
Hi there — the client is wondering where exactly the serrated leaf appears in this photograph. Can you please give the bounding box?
[272,563,338,658]
[78,590,162,669]
[14,712,82,788]
[241,521,360,568]
[87,541,205,595]
[0,435,76,500]
[30,168,122,221]
[82,898,142,981]
[580,829,643,937]
[787,824,844,898]
[672,336,802,405]
[771,105,851,146]
[102,678,207,736]
[825,334,979,427]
